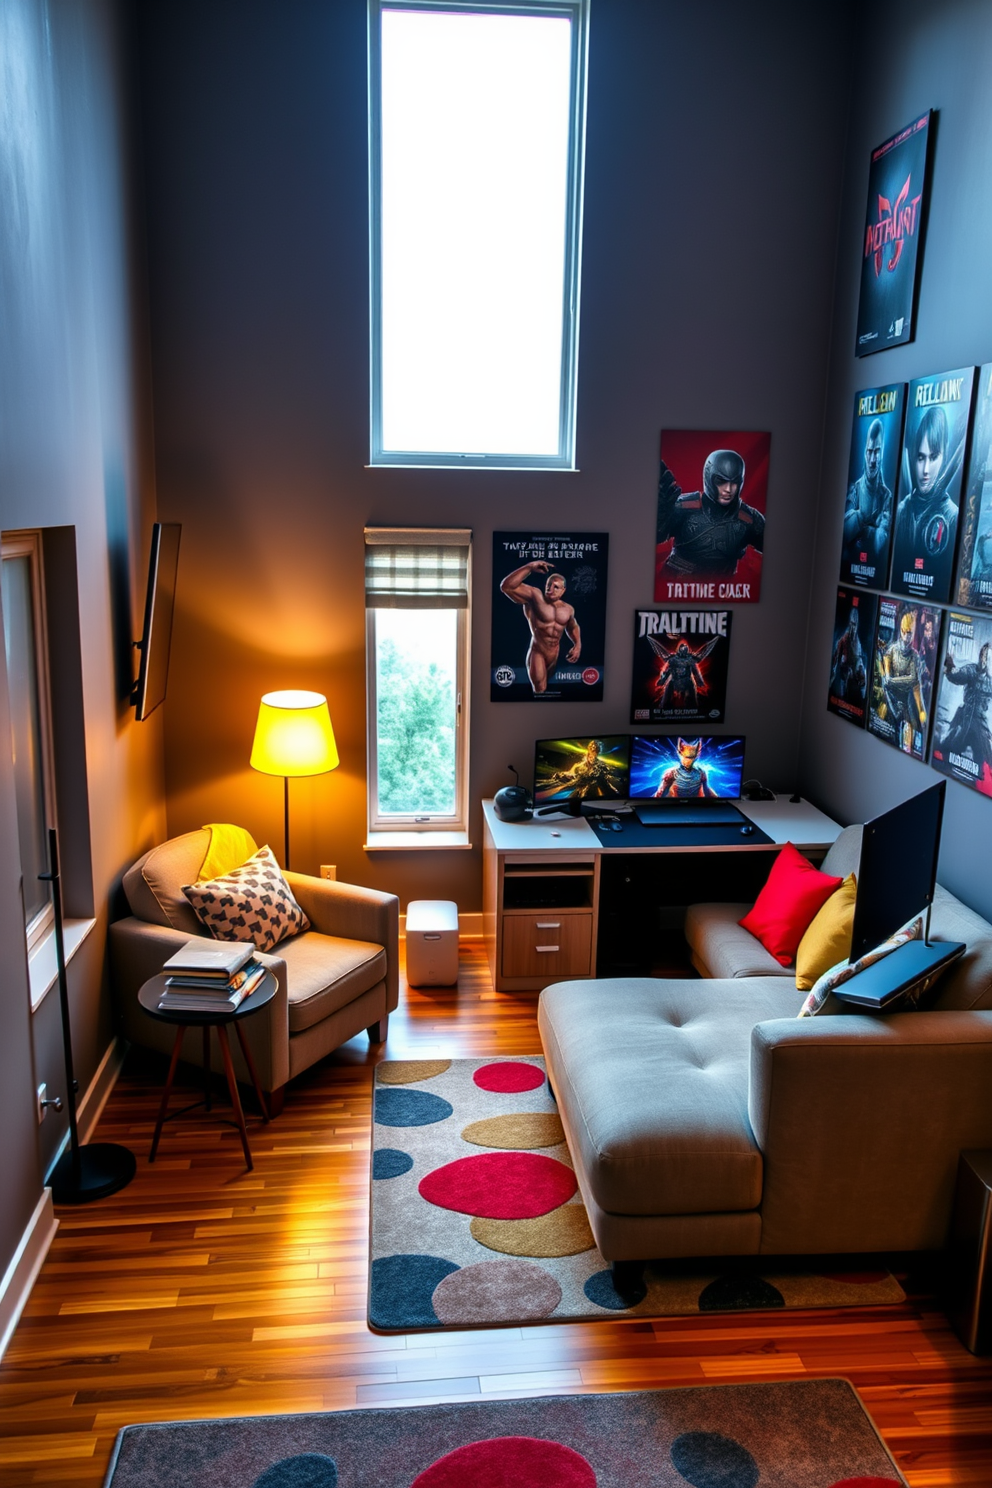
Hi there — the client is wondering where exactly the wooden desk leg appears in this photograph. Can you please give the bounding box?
[150,1025,187,1162]
[217,1023,253,1170]
[234,1022,270,1122]
[202,1025,212,1111]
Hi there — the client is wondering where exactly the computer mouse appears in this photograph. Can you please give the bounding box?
[610,819,623,831]
[740,824,755,836]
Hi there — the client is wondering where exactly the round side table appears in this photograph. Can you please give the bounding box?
[138,971,277,1171]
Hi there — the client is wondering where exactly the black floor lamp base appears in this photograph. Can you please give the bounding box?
[50,1142,137,1204]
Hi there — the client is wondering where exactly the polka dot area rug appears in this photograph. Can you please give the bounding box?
[104,1380,908,1487]
[369,1058,905,1332]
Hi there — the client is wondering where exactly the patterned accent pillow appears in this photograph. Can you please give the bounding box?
[798,916,922,1017]
[182,845,310,952]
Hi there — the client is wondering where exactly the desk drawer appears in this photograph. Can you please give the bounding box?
[502,912,593,980]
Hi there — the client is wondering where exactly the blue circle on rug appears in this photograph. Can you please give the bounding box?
[583,1268,647,1311]
[670,1431,759,1488]
[370,1254,460,1329]
[373,1148,414,1179]
[253,1454,338,1488]
[374,1088,453,1128]
[698,1275,785,1311]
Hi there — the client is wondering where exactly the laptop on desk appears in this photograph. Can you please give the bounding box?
[628,734,747,827]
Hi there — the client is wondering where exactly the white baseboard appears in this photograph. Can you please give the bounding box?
[400,911,482,940]
[0,1189,57,1363]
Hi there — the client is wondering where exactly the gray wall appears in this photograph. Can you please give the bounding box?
[139,0,854,910]
[0,0,165,1264]
[799,0,992,920]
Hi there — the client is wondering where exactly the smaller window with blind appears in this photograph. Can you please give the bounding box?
[365,528,471,835]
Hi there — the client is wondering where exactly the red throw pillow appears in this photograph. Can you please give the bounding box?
[739,842,843,967]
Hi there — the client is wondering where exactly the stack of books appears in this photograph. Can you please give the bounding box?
[158,941,267,1014]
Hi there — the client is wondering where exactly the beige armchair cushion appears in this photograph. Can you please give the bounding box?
[123,828,213,935]
[279,931,387,1032]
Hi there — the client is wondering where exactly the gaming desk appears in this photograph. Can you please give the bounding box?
[482,796,842,993]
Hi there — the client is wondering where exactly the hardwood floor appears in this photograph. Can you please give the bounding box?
[1,942,990,1485]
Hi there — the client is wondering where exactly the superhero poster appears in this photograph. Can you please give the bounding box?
[838,383,905,588]
[827,587,878,729]
[930,611,992,798]
[654,430,770,605]
[629,608,732,726]
[953,363,992,612]
[855,112,932,356]
[867,596,942,761]
[889,366,977,605]
[491,532,608,702]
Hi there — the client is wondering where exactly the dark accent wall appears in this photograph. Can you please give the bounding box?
[138,0,854,911]
[799,0,992,920]
[0,0,165,1271]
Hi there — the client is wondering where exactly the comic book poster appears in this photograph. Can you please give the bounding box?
[867,596,942,760]
[491,532,608,701]
[827,587,878,728]
[838,383,905,588]
[953,363,992,612]
[654,430,770,605]
[855,111,931,356]
[629,608,731,726]
[889,366,977,604]
[930,611,992,798]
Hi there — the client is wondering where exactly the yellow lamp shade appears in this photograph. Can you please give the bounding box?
[250,690,339,778]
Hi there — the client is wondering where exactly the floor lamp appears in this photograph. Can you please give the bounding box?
[250,690,339,870]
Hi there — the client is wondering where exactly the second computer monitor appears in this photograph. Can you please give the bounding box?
[629,734,746,801]
[533,736,631,809]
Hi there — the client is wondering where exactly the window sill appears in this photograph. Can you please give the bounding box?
[365,831,472,850]
[28,918,97,1012]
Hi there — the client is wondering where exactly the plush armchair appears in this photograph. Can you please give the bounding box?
[109,827,399,1110]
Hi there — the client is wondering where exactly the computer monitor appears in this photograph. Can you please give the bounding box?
[849,781,946,960]
[533,735,630,809]
[629,734,746,801]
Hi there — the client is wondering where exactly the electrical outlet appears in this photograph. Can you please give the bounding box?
[320,864,337,881]
[36,1084,47,1124]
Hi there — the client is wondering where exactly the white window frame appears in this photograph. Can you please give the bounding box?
[2,531,57,954]
[368,0,590,470]
[365,529,472,840]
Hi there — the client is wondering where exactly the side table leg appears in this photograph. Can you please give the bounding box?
[217,1023,253,1171]
[202,1024,212,1112]
[234,1022,270,1121]
[150,1026,187,1162]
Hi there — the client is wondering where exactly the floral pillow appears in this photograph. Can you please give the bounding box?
[183,845,309,952]
[798,917,922,1017]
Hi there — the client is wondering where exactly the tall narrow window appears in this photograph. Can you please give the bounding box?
[1,532,56,951]
[369,1,589,468]
[366,529,471,835]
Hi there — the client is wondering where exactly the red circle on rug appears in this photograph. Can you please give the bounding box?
[418,1152,576,1218]
[411,1436,596,1487]
[474,1061,545,1093]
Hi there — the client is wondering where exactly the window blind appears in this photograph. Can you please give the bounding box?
[365,527,471,609]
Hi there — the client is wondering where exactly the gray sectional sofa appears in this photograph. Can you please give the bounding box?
[538,825,992,1276]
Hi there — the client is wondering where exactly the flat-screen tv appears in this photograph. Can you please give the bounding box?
[132,522,181,721]
[850,781,946,960]
[629,734,746,800]
[533,735,630,808]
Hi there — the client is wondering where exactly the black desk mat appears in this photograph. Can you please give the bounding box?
[587,814,774,849]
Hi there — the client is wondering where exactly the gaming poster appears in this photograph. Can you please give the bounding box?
[827,587,878,729]
[889,366,976,604]
[491,532,608,702]
[654,430,770,605]
[930,611,992,798]
[855,112,931,357]
[533,736,630,809]
[838,383,905,588]
[867,596,942,761]
[953,363,992,612]
[629,608,731,725]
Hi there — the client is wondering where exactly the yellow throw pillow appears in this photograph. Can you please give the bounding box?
[795,872,857,991]
[199,823,258,882]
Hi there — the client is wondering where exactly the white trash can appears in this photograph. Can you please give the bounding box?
[405,900,459,987]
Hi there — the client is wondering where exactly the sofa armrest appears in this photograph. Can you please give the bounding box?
[285,873,400,1013]
[749,1011,992,1253]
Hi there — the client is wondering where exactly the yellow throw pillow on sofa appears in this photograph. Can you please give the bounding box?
[199,823,258,882]
[795,872,857,991]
